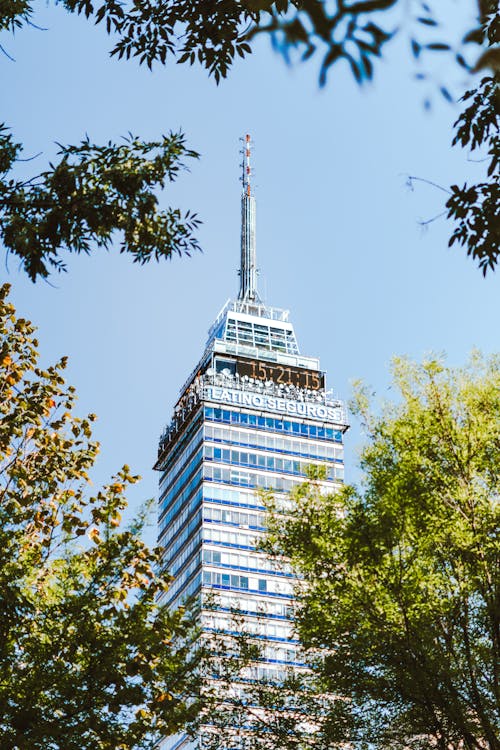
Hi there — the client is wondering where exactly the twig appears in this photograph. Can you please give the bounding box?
[418,210,447,226]
[16,152,43,163]
[406,175,452,195]
[0,44,15,62]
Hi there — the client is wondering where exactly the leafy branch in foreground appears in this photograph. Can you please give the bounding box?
[59,0,477,88]
[0,283,200,748]
[447,71,500,274]
[0,128,201,281]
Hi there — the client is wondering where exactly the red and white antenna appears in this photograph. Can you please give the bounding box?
[243,133,252,197]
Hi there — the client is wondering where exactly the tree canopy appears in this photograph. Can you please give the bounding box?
[265,354,500,750]
[1,0,499,279]
[0,283,200,749]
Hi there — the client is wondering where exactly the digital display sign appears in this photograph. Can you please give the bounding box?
[214,356,325,391]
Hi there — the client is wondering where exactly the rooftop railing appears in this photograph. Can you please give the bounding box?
[206,299,290,343]
[158,371,347,460]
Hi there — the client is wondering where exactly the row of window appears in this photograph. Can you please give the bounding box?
[203,485,266,511]
[167,533,200,578]
[202,526,259,549]
[203,571,250,591]
[203,570,293,596]
[158,464,202,523]
[203,613,293,641]
[205,407,343,442]
[204,621,297,663]
[204,465,297,492]
[263,645,297,663]
[225,319,298,355]
[165,560,200,607]
[203,504,265,528]
[205,444,337,480]
[246,665,286,683]
[203,464,343,491]
[159,448,202,509]
[203,485,295,513]
[159,427,202,491]
[215,592,293,619]
[161,506,201,564]
[159,490,201,546]
[205,424,343,460]
[203,548,290,577]
[167,571,203,612]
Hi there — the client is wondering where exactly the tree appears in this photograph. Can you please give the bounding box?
[446,58,500,274]
[265,354,500,750]
[0,283,200,749]
[1,0,499,279]
[0,127,201,282]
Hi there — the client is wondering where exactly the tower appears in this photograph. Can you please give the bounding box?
[154,136,348,750]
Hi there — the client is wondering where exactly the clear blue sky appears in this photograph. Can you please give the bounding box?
[3,1,498,541]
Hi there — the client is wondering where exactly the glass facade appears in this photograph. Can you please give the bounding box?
[155,298,348,750]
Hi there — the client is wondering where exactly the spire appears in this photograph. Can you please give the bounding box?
[238,134,260,302]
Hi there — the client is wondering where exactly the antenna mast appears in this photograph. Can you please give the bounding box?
[238,134,260,302]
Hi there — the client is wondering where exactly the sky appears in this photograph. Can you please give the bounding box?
[2,1,499,543]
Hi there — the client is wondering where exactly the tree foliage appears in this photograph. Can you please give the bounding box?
[56,0,493,88]
[0,127,200,281]
[0,283,200,749]
[265,354,500,750]
[447,68,500,275]
[1,0,499,277]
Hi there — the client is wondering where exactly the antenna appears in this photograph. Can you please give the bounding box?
[242,133,252,197]
[238,134,261,302]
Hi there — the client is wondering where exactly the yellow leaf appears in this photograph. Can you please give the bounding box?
[88,527,101,543]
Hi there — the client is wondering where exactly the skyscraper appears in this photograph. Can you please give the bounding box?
[155,136,348,750]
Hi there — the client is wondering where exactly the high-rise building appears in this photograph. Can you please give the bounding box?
[155,136,348,750]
